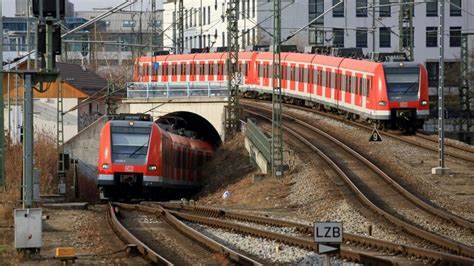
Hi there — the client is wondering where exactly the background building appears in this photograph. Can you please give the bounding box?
[162,0,308,52]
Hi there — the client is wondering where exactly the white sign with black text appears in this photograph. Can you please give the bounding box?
[314,222,342,255]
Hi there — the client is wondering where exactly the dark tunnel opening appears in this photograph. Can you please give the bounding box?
[155,111,222,148]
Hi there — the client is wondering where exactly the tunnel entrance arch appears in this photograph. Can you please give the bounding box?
[156,111,222,147]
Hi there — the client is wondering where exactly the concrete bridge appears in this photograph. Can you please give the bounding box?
[63,82,230,181]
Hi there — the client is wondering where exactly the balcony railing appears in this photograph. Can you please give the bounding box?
[127,82,229,99]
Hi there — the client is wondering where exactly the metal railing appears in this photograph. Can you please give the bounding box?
[127,82,229,99]
[245,118,271,163]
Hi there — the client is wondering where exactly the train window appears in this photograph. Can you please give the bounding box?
[299,67,304,83]
[200,63,205,75]
[246,62,250,76]
[267,64,271,78]
[259,63,263,77]
[181,63,186,75]
[308,68,313,84]
[349,75,353,93]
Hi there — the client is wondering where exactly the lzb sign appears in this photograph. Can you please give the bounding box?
[314,222,342,254]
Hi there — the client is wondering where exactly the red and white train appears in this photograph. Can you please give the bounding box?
[133,52,429,132]
[97,114,213,199]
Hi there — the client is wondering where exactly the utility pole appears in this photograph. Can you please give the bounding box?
[272,0,283,177]
[398,0,414,61]
[177,0,184,53]
[56,78,65,190]
[460,33,472,143]
[372,0,376,53]
[432,0,448,175]
[149,0,157,81]
[0,0,5,187]
[225,0,241,140]
[173,1,177,52]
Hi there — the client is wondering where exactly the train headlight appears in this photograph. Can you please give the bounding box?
[421,100,428,106]
[378,101,387,106]
[148,165,157,171]
[102,163,110,170]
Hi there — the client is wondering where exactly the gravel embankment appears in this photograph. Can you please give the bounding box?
[186,222,328,264]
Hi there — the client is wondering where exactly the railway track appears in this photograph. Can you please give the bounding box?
[242,99,474,163]
[107,202,262,265]
[243,104,474,258]
[153,202,474,265]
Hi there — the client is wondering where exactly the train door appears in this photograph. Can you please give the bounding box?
[217,61,224,81]
[298,65,304,93]
[209,61,215,81]
[199,62,206,82]
[281,63,287,89]
[324,68,331,100]
[344,71,352,104]
[171,62,178,82]
[180,62,186,82]
[288,64,295,91]
[307,65,314,95]
[189,61,196,82]
[162,63,168,82]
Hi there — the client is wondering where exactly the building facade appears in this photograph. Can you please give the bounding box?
[310,0,473,91]
[162,0,308,52]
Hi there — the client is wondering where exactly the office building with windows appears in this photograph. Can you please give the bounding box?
[309,0,473,92]
[162,0,308,52]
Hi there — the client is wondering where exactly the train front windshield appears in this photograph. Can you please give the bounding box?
[111,125,151,164]
[384,66,420,102]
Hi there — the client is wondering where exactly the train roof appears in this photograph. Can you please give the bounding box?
[137,51,383,73]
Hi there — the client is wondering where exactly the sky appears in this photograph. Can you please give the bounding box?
[2,0,162,16]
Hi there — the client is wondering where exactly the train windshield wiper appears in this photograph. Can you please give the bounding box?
[401,82,418,95]
[129,142,148,158]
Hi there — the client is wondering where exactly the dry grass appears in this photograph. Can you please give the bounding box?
[0,131,58,226]
[199,133,256,196]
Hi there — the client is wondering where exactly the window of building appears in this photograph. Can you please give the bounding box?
[426,0,437,16]
[242,0,246,19]
[450,0,461,16]
[222,32,225,47]
[356,28,367,48]
[333,28,344,47]
[208,6,211,24]
[252,0,256,17]
[402,27,414,48]
[426,27,437,47]
[185,10,188,28]
[333,0,344,17]
[356,0,368,17]
[379,27,391,47]
[450,27,461,47]
[122,20,136,28]
[203,7,206,25]
[379,0,391,17]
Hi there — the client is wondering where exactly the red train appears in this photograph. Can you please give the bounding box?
[133,52,429,132]
[97,114,213,199]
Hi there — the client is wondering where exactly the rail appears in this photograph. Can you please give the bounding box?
[127,82,229,99]
[155,202,474,265]
[106,203,173,265]
[244,105,474,258]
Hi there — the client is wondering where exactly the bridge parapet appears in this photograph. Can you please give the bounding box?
[127,82,229,99]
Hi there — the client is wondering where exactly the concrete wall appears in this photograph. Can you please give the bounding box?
[62,116,108,180]
[126,98,228,142]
